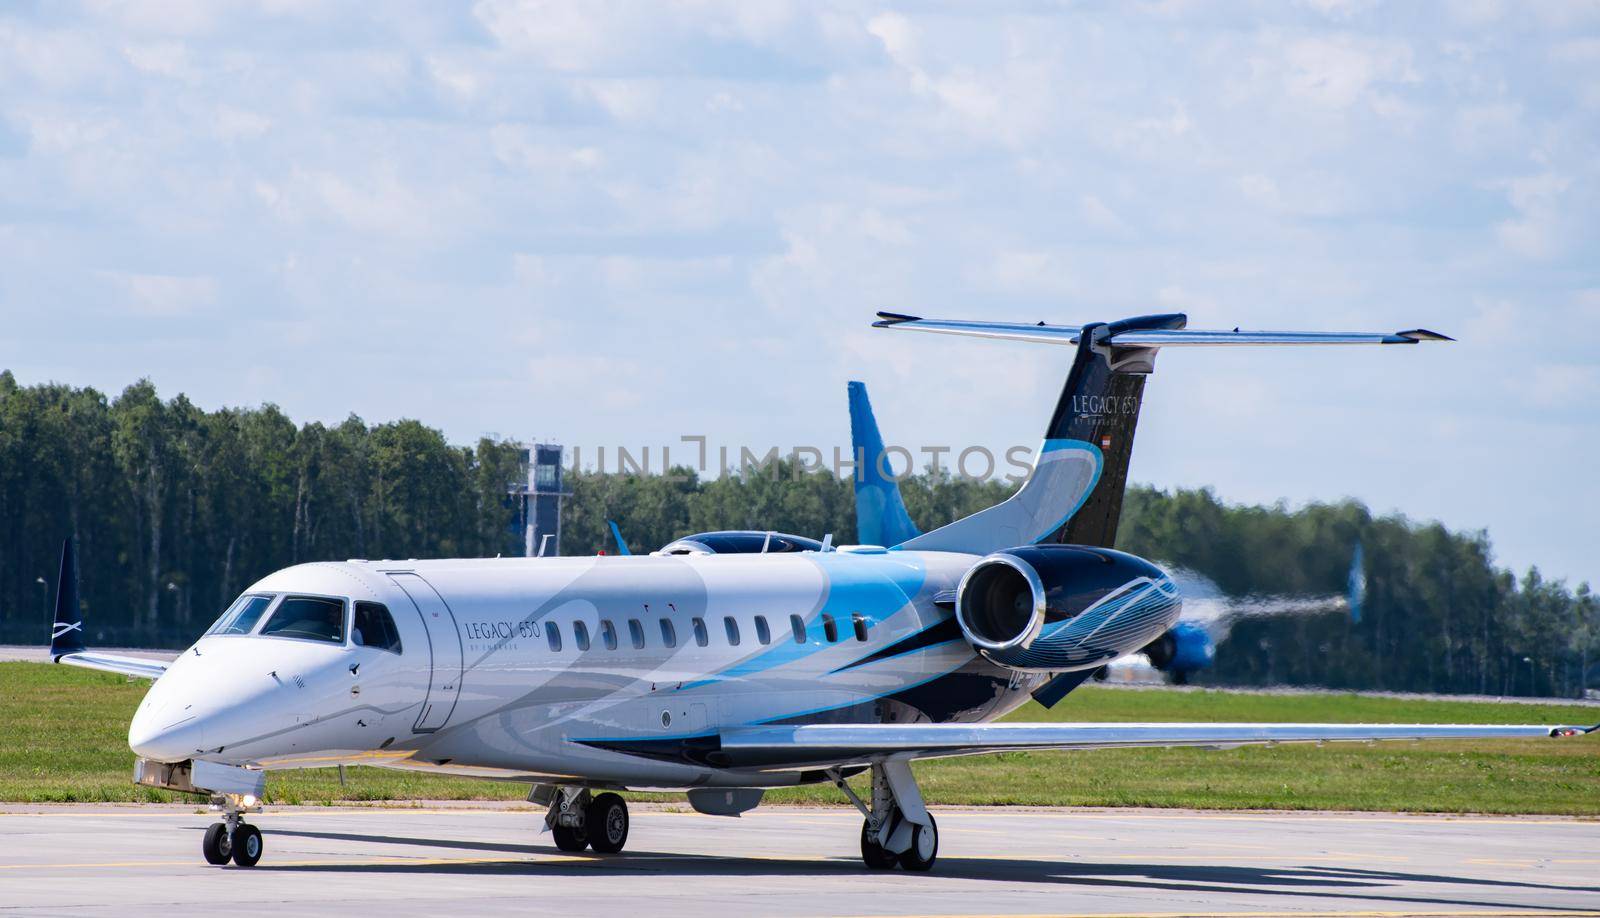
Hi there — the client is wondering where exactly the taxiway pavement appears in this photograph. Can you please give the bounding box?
[1,803,1597,916]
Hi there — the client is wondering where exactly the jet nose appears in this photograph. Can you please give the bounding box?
[128,706,208,763]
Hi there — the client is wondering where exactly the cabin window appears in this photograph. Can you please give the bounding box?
[821,612,838,643]
[819,614,844,642]
[692,617,709,647]
[724,616,741,646]
[628,618,645,649]
[600,619,618,651]
[573,620,591,651]
[659,618,677,648]
[352,601,402,654]
[754,615,771,645]
[261,596,346,644]
[208,594,275,636]
[546,622,562,652]
[790,614,806,644]
[852,612,869,642]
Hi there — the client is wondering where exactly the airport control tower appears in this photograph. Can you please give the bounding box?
[509,443,567,557]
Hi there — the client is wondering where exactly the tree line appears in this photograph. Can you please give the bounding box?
[2,372,1593,696]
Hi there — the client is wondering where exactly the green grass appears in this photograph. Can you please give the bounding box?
[3,662,1596,813]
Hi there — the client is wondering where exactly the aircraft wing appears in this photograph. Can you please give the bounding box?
[53,651,169,680]
[718,721,1597,768]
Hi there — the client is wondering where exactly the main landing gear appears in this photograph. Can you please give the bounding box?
[829,759,939,872]
[544,787,631,855]
[201,794,264,867]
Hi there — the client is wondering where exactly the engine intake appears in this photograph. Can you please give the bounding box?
[955,545,1181,672]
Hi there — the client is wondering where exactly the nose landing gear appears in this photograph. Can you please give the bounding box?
[202,794,264,867]
[830,759,939,872]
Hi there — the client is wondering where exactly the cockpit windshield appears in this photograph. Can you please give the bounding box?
[259,596,346,644]
[205,594,275,636]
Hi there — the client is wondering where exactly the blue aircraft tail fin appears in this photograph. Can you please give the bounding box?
[607,520,632,556]
[1348,541,1365,624]
[848,381,921,547]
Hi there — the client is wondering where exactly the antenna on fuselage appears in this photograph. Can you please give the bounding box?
[538,534,554,557]
[820,533,835,552]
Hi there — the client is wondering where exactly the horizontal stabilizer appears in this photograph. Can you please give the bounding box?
[873,313,1083,345]
[721,720,1594,768]
[874,312,1452,347]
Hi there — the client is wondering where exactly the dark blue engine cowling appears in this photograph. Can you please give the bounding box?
[955,545,1182,672]
[1142,621,1216,683]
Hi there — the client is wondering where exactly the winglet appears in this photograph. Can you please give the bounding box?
[45,537,169,680]
[49,537,86,660]
[1394,328,1455,342]
[606,520,632,556]
[873,311,921,327]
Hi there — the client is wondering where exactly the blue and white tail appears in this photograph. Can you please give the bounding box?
[869,312,1449,555]
[848,381,921,547]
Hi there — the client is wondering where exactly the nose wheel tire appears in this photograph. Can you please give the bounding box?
[202,823,232,865]
[586,792,630,854]
[859,820,896,869]
[230,823,263,867]
[551,820,588,852]
[898,814,938,872]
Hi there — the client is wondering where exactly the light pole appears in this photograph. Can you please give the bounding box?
[1522,656,1535,697]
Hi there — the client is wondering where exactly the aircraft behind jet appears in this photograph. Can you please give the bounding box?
[47,312,1595,871]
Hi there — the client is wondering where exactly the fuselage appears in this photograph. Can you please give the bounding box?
[129,548,1058,790]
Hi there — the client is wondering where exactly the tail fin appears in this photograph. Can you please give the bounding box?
[607,520,632,556]
[876,312,1449,555]
[49,537,85,659]
[848,381,921,547]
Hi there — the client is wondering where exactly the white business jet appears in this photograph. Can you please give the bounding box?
[48,312,1595,870]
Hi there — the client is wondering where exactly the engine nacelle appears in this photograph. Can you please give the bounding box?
[955,545,1181,672]
[1142,621,1216,683]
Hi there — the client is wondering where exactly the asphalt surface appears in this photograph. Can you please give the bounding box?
[2,803,1597,916]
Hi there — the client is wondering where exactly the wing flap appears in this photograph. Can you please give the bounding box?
[719,721,1594,768]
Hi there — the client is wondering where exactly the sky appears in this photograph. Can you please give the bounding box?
[1,1,1596,586]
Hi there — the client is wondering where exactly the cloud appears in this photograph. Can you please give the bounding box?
[1276,33,1417,111]
[103,272,218,317]
[1496,173,1573,259]
[0,2,1596,584]
[122,41,194,78]
[1530,363,1599,406]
